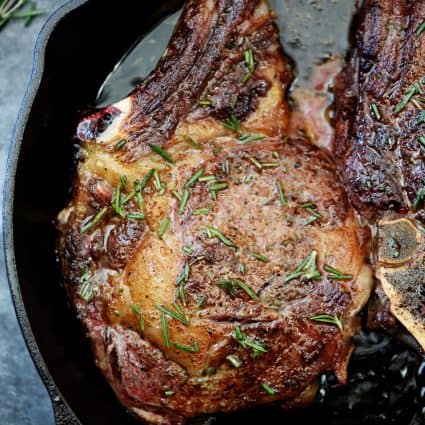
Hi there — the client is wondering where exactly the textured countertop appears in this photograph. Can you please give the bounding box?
[0,1,66,424]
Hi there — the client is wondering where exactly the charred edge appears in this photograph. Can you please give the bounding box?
[120,0,263,162]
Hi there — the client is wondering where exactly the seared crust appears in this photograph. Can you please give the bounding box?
[334,0,425,349]
[59,138,371,424]
[58,1,372,423]
[335,0,425,220]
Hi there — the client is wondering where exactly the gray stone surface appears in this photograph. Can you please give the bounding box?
[0,2,66,424]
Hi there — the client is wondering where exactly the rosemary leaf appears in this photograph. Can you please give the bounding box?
[323,265,353,280]
[277,180,286,206]
[178,189,190,215]
[114,139,128,150]
[156,305,189,326]
[284,250,321,283]
[223,115,241,133]
[148,143,176,164]
[161,312,170,348]
[198,99,213,106]
[310,314,343,332]
[158,216,170,237]
[204,226,238,248]
[185,168,205,188]
[173,341,199,353]
[81,207,108,233]
[239,133,266,144]
[251,253,269,263]
[261,383,276,395]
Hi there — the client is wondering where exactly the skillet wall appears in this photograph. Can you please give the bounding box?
[10,0,182,423]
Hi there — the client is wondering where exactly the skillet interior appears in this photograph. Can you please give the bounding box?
[4,0,425,424]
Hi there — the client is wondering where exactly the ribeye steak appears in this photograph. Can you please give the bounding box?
[58,0,372,423]
[335,0,425,348]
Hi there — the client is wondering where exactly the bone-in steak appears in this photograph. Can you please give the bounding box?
[334,0,425,348]
[57,1,372,423]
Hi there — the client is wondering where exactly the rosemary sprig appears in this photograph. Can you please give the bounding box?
[171,190,182,202]
[78,270,96,302]
[324,265,353,280]
[148,143,176,164]
[210,182,228,198]
[218,279,236,296]
[111,180,126,218]
[178,189,190,215]
[301,203,322,226]
[204,226,238,248]
[261,383,276,395]
[185,168,205,188]
[371,103,381,120]
[222,160,230,175]
[230,94,238,109]
[176,261,190,285]
[242,48,255,82]
[0,0,44,31]
[284,250,321,283]
[158,216,170,237]
[161,312,170,348]
[182,245,193,255]
[156,304,190,326]
[249,156,263,169]
[127,212,145,221]
[193,205,214,216]
[140,169,155,191]
[130,304,145,331]
[153,170,166,195]
[199,175,216,182]
[198,99,213,107]
[224,115,242,132]
[251,253,269,263]
[417,22,425,38]
[114,138,128,150]
[310,314,343,332]
[178,283,186,306]
[395,81,422,114]
[218,279,260,301]
[234,326,267,358]
[239,133,266,144]
[214,181,228,192]
[173,341,199,353]
[81,207,108,233]
[276,180,286,206]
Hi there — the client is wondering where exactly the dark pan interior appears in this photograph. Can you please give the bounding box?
[7,0,425,424]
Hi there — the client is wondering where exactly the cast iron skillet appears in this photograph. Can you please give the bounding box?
[4,1,425,424]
